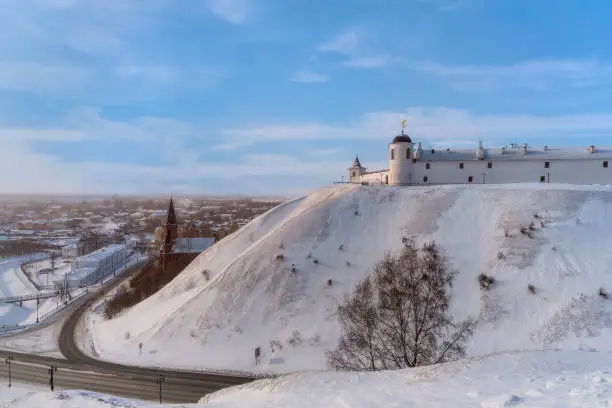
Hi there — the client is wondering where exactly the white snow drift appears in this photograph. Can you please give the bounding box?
[83,184,612,374]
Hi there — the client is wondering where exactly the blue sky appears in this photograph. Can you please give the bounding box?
[3,0,612,196]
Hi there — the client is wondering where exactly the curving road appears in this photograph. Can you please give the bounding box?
[0,261,256,403]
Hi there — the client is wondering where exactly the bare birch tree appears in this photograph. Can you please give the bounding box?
[328,239,474,371]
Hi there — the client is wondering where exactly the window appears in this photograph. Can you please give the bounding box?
[604,161,609,168]
[545,161,550,168]
[352,171,356,177]
[540,176,545,183]
[468,176,473,183]
[423,176,428,183]
[426,163,430,170]
[459,162,464,169]
[406,148,411,159]
[487,162,492,169]
[391,149,395,160]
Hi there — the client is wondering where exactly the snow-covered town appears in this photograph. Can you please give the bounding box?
[0,196,280,331]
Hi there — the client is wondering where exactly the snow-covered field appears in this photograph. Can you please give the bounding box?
[202,350,612,408]
[0,254,60,327]
[81,184,612,374]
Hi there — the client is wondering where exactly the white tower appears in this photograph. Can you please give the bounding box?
[348,155,366,183]
[389,129,414,186]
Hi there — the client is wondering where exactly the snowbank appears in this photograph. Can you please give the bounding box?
[201,350,612,408]
[84,184,612,374]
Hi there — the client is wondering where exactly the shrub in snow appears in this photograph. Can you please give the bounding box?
[534,213,540,219]
[504,229,510,238]
[184,278,196,291]
[600,287,609,300]
[291,264,297,273]
[528,284,536,295]
[275,254,285,261]
[313,258,319,264]
[270,339,283,352]
[288,330,303,347]
[354,210,359,216]
[478,273,496,290]
[497,251,505,260]
[328,240,474,371]
[540,221,545,228]
[346,261,351,267]
[529,222,536,231]
[552,246,557,252]
[327,278,333,286]
[338,244,344,251]
[124,332,130,340]
[520,227,534,239]
[306,252,312,259]
[202,270,211,280]
[279,242,285,250]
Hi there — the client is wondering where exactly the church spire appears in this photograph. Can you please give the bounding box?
[166,196,177,225]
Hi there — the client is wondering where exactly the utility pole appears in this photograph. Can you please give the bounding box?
[155,375,165,404]
[48,365,57,391]
[36,296,39,323]
[5,356,13,387]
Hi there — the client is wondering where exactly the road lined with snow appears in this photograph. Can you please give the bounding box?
[0,260,255,403]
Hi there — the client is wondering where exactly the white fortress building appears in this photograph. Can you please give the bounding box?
[349,125,612,186]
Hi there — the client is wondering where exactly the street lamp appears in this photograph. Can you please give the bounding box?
[5,356,13,387]
[48,365,57,391]
[154,375,165,404]
[36,296,39,324]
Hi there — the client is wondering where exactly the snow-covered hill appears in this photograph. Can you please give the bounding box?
[82,184,612,374]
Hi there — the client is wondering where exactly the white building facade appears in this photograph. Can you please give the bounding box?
[349,133,612,186]
[70,243,130,287]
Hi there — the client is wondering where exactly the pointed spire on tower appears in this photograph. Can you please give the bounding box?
[353,155,362,168]
[166,196,177,225]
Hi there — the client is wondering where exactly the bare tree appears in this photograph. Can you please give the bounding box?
[327,277,380,371]
[327,239,474,371]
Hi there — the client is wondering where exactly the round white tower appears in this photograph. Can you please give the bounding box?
[389,134,414,186]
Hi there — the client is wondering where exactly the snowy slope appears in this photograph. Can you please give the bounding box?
[84,184,612,373]
[201,350,612,408]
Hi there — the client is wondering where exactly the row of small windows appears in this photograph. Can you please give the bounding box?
[421,160,611,170]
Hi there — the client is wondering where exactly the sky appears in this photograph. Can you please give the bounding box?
[2,0,612,196]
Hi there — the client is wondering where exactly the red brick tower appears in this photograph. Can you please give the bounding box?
[160,196,178,269]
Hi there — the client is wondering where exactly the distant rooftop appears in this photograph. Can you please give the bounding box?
[419,145,612,162]
[173,237,215,253]
[76,243,127,263]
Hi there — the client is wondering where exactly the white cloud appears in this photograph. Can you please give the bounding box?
[317,30,391,69]
[217,106,612,148]
[344,55,390,69]
[417,59,612,91]
[206,0,251,24]
[291,70,329,83]
[6,106,612,195]
[317,31,359,54]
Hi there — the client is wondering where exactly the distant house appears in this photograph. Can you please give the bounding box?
[62,242,84,258]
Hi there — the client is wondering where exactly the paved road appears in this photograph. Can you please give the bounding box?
[0,261,256,403]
